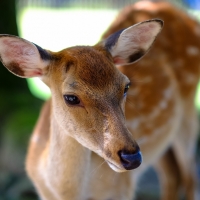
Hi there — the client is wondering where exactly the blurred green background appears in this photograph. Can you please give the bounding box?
[0,0,199,200]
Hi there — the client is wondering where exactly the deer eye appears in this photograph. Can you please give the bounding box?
[64,95,80,105]
[124,84,130,96]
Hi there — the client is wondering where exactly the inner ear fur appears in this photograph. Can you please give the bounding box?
[0,34,51,78]
[102,19,163,65]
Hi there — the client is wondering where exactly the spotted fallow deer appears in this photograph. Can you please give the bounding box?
[0,19,163,199]
[102,1,200,200]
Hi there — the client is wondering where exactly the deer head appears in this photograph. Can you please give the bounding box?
[0,19,163,172]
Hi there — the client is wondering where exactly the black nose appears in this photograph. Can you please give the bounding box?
[119,148,142,170]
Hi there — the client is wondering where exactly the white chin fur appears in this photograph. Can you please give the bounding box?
[107,161,126,173]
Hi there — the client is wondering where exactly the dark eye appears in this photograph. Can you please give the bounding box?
[124,84,130,96]
[64,95,80,105]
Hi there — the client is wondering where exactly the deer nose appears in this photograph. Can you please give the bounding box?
[118,147,142,170]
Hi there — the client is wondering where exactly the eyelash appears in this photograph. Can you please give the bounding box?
[124,83,130,96]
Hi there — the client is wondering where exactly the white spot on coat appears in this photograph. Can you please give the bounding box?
[186,46,200,56]
[163,88,172,99]
[194,26,200,36]
[184,73,197,84]
[127,118,141,130]
[159,100,168,109]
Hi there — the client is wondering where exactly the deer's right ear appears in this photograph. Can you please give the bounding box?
[0,35,51,78]
[103,19,163,65]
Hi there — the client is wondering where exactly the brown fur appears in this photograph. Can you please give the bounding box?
[0,1,199,200]
[25,45,139,200]
[102,1,200,199]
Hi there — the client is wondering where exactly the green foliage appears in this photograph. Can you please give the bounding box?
[3,106,40,150]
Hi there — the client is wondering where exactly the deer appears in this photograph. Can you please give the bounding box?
[0,2,199,200]
[102,1,200,200]
[0,19,163,199]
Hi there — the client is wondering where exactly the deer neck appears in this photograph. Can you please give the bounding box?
[44,111,91,198]
[49,113,91,171]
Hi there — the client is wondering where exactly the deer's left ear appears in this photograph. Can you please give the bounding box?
[103,19,163,65]
[0,35,51,78]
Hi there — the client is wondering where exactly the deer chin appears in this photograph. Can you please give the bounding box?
[106,160,127,173]
[91,149,127,172]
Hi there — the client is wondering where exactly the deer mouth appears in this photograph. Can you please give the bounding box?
[106,160,126,172]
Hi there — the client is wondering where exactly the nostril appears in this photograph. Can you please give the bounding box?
[118,148,142,170]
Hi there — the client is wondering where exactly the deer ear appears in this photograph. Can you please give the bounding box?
[103,19,163,65]
[0,35,51,78]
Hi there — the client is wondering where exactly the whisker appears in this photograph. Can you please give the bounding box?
[99,173,103,180]
[127,93,138,98]
[112,172,117,183]
[90,160,106,176]
[129,76,154,85]
[126,98,142,117]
